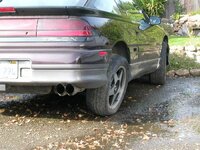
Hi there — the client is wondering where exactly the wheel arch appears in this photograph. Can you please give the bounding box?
[163,35,169,53]
[112,41,131,63]
[163,35,170,65]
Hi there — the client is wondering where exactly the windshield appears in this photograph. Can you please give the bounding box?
[0,0,87,7]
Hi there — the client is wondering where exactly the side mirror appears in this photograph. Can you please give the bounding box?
[149,16,161,25]
[139,16,161,31]
[139,19,150,31]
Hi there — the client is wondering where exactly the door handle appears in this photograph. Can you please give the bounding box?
[135,31,139,36]
[133,47,139,52]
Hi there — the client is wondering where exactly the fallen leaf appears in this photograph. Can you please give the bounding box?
[168,119,175,127]
[136,119,142,123]
[81,120,88,123]
[78,114,84,118]
[0,109,5,113]
[143,134,150,140]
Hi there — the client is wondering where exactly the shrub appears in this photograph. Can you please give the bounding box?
[171,0,185,20]
[132,0,167,16]
[169,54,200,71]
[160,23,174,35]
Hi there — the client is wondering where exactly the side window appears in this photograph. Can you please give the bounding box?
[115,0,133,12]
[87,0,119,14]
[116,0,143,22]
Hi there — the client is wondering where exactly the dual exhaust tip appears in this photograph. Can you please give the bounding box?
[54,84,84,96]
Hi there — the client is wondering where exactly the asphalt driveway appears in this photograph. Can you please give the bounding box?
[0,77,200,150]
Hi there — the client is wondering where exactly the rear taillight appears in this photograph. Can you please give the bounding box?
[0,7,16,13]
[99,51,108,57]
[37,19,93,37]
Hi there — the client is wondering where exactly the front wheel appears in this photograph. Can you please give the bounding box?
[86,55,129,116]
[150,41,168,85]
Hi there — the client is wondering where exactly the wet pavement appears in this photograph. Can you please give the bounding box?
[0,77,200,150]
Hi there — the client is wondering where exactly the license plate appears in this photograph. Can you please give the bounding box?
[0,60,18,79]
[0,84,6,91]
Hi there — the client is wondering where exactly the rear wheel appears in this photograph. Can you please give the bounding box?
[150,41,168,85]
[86,55,129,116]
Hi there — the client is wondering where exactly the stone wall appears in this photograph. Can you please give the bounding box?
[168,45,200,77]
[174,15,200,36]
[170,45,200,63]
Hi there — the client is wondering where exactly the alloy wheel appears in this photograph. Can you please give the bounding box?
[108,66,127,109]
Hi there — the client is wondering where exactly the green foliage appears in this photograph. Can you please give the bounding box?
[160,23,174,35]
[117,1,144,22]
[172,0,185,20]
[118,1,134,11]
[169,36,200,71]
[99,21,123,44]
[169,54,200,71]
[132,0,167,16]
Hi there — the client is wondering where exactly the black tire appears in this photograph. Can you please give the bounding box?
[86,55,129,116]
[150,41,168,85]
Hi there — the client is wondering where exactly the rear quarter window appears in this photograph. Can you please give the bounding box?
[86,0,119,14]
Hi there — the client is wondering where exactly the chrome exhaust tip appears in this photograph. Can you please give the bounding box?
[54,84,68,96]
[54,84,84,96]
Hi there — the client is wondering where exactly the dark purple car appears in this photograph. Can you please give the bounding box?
[0,0,169,116]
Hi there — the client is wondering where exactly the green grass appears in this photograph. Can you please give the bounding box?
[189,9,200,15]
[168,54,200,71]
[169,36,200,47]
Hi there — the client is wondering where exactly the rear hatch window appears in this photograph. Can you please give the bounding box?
[0,0,88,37]
[0,0,86,7]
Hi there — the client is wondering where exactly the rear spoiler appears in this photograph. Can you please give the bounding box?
[0,7,68,16]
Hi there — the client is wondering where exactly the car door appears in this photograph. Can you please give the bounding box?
[115,0,142,77]
[137,25,162,73]
[117,0,163,77]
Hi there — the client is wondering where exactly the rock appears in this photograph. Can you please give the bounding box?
[167,70,176,77]
[170,46,186,56]
[188,22,197,28]
[185,51,196,59]
[190,69,200,76]
[174,20,179,24]
[179,15,189,22]
[196,56,200,63]
[170,47,176,54]
[171,46,185,51]
[175,69,190,77]
[176,49,186,56]
[177,24,189,36]
[185,45,197,52]
[174,15,200,36]
[188,15,200,22]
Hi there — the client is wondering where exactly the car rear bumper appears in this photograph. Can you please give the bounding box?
[0,37,111,91]
[0,64,108,89]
